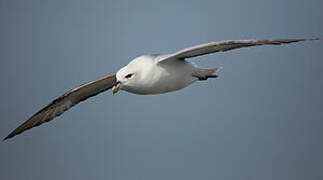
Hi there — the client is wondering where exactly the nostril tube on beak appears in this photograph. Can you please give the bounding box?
[112,81,120,94]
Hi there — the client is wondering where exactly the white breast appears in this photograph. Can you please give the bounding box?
[123,56,198,95]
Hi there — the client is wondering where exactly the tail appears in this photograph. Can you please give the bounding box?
[193,67,222,80]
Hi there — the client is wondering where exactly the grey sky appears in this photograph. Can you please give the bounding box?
[0,0,322,179]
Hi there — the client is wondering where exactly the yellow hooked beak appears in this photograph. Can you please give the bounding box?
[112,81,120,94]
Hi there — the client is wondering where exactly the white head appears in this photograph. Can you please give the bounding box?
[112,55,154,94]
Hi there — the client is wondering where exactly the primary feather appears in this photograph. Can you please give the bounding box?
[4,38,317,141]
[4,73,116,140]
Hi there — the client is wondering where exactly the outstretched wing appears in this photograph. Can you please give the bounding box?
[157,38,317,63]
[4,73,116,141]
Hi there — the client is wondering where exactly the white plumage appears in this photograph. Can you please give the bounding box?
[4,38,317,140]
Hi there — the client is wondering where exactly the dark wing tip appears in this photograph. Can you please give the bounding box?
[307,38,320,40]
[297,38,319,41]
[3,126,21,141]
[2,126,26,141]
[3,133,15,141]
[3,120,40,141]
[3,135,11,141]
[292,38,319,42]
[2,103,68,141]
[266,38,319,44]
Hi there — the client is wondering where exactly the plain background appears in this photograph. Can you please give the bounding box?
[0,0,322,179]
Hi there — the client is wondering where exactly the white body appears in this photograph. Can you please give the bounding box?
[5,38,313,140]
[116,55,199,94]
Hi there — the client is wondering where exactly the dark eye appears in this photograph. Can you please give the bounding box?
[125,73,133,79]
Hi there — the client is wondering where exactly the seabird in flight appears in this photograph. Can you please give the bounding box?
[3,38,318,140]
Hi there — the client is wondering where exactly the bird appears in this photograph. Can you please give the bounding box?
[3,38,318,141]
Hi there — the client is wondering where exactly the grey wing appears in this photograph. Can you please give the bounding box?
[157,38,318,63]
[4,73,116,141]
